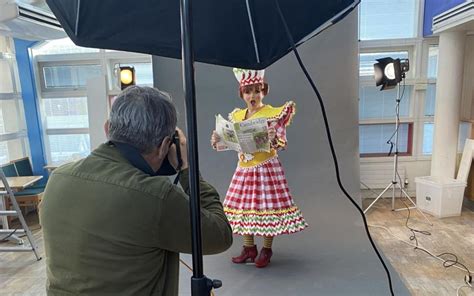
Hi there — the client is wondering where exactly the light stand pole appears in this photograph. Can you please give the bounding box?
[363,81,432,225]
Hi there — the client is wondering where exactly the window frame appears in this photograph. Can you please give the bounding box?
[358,0,421,41]
[416,38,439,156]
[359,122,414,157]
[357,0,438,161]
[37,60,103,94]
[358,46,416,157]
[0,49,31,164]
[43,133,91,164]
[32,42,152,164]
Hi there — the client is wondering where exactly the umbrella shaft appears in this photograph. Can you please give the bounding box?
[180,0,204,278]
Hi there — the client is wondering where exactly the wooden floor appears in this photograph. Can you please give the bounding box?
[0,213,46,295]
[362,197,474,296]
[1,199,473,296]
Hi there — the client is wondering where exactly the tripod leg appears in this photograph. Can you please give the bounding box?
[360,181,381,198]
[363,182,393,214]
[391,180,396,210]
[394,185,433,225]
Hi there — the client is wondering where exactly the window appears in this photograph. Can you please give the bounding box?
[359,85,412,119]
[422,122,471,155]
[0,44,30,165]
[359,0,418,40]
[39,94,91,163]
[0,137,29,164]
[32,38,153,163]
[424,84,436,117]
[41,64,102,91]
[359,80,414,157]
[33,42,99,163]
[422,123,434,155]
[458,122,471,152]
[0,59,14,93]
[0,141,7,164]
[422,45,439,155]
[43,97,89,129]
[47,134,90,163]
[0,98,27,133]
[427,46,439,79]
[360,123,412,156]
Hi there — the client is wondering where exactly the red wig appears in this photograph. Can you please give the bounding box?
[239,82,269,98]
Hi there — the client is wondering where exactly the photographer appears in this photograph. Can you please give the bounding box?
[39,86,232,296]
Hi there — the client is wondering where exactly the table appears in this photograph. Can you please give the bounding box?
[0,176,44,191]
[0,175,43,244]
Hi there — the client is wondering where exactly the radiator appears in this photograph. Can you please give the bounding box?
[360,164,406,189]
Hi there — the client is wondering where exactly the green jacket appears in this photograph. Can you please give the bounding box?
[39,143,232,296]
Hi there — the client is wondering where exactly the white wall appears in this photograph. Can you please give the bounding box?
[361,158,431,198]
[86,75,108,150]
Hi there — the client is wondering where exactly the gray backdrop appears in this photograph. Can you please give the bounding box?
[153,10,408,296]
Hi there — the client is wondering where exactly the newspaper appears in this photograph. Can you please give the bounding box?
[215,114,270,154]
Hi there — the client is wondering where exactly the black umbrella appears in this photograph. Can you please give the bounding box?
[45,1,394,296]
[45,0,357,69]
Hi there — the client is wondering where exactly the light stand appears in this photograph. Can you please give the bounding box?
[363,80,432,225]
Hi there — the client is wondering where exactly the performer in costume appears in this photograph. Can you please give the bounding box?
[211,68,308,268]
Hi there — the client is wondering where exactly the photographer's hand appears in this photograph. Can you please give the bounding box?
[168,128,189,170]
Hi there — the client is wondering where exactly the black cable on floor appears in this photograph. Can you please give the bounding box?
[275,1,394,295]
[388,83,470,287]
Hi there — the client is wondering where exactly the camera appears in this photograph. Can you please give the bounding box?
[171,131,183,171]
[157,130,183,176]
[171,130,179,147]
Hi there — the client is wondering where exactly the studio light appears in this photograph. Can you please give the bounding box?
[119,66,136,90]
[373,58,409,91]
[366,56,430,225]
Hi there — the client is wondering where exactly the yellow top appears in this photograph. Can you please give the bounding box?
[229,101,296,168]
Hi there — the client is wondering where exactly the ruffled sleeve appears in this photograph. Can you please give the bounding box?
[269,101,296,150]
[275,101,296,127]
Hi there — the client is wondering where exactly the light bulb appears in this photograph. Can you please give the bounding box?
[384,63,395,80]
[120,69,134,85]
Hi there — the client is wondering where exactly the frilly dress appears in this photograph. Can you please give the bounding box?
[223,101,308,237]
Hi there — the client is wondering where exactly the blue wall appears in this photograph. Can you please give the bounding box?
[424,0,466,36]
[14,39,47,178]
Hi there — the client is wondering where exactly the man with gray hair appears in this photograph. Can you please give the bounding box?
[40,86,232,296]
